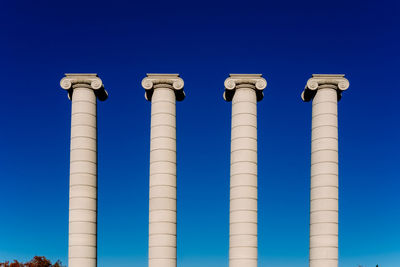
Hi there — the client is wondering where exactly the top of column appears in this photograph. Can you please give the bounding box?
[60,73,108,101]
[223,74,267,102]
[142,73,185,101]
[301,74,349,102]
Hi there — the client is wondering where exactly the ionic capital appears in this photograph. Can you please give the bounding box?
[223,74,267,102]
[302,74,349,102]
[60,73,108,101]
[142,73,185,101]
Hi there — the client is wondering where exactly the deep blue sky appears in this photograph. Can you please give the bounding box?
[1,0,399,266]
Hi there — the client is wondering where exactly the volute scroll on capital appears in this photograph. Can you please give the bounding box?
[142,73,185,102]
[60,73,108,101]
[223,74,267,102]
[302,74,349,102]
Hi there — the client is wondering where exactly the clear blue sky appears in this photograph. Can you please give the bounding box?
[0,0,399,266]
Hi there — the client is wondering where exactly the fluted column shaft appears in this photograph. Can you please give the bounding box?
[61,73,107,267]
[68,85,98,267]
[230,88,258,267]
[309,86,339,267]
[149,87,177,267]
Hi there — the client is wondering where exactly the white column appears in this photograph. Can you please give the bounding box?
[224,74,267,267]
[142,74,185,267]
[302,74,349,267]
[60,74,108,267]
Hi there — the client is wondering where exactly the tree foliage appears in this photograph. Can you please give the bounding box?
[0,256,64,267]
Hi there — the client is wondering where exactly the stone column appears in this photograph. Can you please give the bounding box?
[224,74,267,267]
[302,74,349,267]
[60,74,108,267]
[142,74,185,267]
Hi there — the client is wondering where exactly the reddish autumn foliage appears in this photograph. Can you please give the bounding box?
[0,256,64,267]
